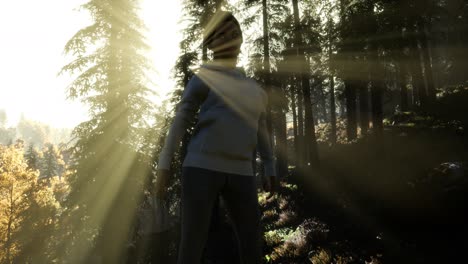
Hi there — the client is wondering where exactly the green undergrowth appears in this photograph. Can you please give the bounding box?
[260,124,467,263]
[259,181,384,264]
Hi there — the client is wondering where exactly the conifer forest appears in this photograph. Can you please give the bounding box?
[1,0,468,263]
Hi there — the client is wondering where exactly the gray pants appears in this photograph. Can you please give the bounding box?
[178,166,261,264]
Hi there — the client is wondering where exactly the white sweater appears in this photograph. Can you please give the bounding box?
[158,64,276,177]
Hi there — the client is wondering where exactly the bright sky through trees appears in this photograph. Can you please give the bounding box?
[0,0,183,128]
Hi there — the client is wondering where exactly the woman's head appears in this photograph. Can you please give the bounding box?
[203,11,243,59]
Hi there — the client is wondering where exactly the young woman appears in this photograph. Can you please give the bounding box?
[156,11,277,264]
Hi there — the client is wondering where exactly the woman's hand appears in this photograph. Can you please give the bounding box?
[155,169,171,199]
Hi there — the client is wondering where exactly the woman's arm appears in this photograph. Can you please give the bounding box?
[157,75,209,170]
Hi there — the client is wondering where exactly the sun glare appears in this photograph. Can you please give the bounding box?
[0,0,183,129]
[140,0,183,103]
[0,0,92,128]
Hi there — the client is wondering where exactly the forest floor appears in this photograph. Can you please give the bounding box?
[199,118,468,264]
[258,177,468,264]
[258,116,468,264]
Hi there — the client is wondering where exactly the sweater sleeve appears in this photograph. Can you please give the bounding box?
[257,111,277,177]
[157,75,208,170]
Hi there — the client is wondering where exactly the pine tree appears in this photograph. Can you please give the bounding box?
[24,144,41,171]
[40,143,64,180]
[242,0,293,177]
[290,0,320,168]
[59,0,154,262]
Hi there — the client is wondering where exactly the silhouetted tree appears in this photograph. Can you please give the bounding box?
[60,0,153,262]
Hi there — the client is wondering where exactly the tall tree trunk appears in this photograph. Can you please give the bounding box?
[339,0,358,141]
[345,80,357,141]
[358,80,370,134]
[275,107,288,178]
[410,70,419,108]
[329,75,337,144]
[369,45,383,138]
[262,0,276,175]
[328,30,337,144]
[446,0,466,83]
[292,0,304,169]
[317,78,328,123]
[297,81,305,168]
[261,0,271,97]
[397,61,409,111]
[371,81,383,138]
[302,69,318,166]
[291,84,299,165]
[100,3,139,261]
[398,27,411,111]
[409,36,427,110]
[312,81,320,126]
[292,0,319,168]
[419,21,436,105]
